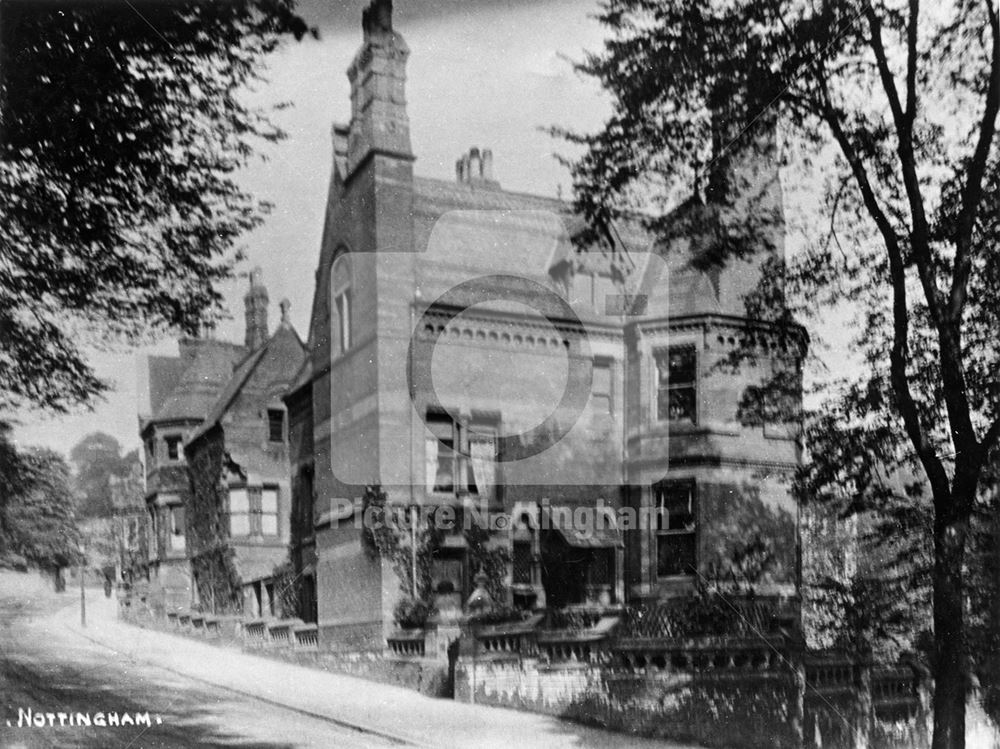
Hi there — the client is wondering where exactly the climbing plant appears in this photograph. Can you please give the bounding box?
[464,518,510,606]
[362,485,439,626]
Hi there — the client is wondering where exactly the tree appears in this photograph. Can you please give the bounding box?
[69,432,133,518]
[0,0,314,413]
[0,436,83,572]
[560,1,999,746]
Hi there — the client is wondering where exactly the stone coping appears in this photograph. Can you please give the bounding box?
[472,613,544,638]
[386,628,425,642]
[614,634,788,651]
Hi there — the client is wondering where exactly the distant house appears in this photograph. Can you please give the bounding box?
[109,462,146,585]
[184,278,306,617]
[138,269,304,615]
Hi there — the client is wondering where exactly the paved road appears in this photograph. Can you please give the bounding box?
[0,571,694,749]
[0,574,398,748]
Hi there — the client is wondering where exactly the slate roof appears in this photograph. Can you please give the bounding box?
[153,341,247,423]
[146,356,187,416]
[410,176,656,283]
[187,323,306,446]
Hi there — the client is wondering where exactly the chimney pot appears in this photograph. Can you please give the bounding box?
[482,149,494,182]
[468,148,482,179]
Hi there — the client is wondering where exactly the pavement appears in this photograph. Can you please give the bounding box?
[0,570,695,749]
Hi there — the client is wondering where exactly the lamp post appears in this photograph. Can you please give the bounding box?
[79,540,86,628]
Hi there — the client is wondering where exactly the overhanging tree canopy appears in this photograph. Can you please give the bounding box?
[0,0,314,413]
[559,1,999,747]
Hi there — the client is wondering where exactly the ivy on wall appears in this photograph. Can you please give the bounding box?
[363,485,440,627]
[186,431,243,614]
[190,545,242,614]
[463,519,510,606]
[270,560,302,620]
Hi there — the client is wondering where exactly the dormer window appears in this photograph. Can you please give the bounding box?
[331,254,352,355]
[656,345,697,422]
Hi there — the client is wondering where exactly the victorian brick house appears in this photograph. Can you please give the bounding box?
[140,269,305,615]
[184,272,306,617]
[287,0,804,652]
[141,331,245,611]
[109,461,146,585]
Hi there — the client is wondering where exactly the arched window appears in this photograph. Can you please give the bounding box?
[331,253,352,355]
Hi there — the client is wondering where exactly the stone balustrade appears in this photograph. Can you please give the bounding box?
[293,623,319,650]
[386,629,426,658]
[265,619,303,648]
[242,619,269,646]
[472,613,543,659]
[804,654,858,696]
[537,615,620,665]
[613,634,789,673]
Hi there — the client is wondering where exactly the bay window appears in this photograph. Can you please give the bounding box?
[655,480,697,577]
[656,345,697,422]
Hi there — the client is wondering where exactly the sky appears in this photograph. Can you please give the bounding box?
[11,0,616,456]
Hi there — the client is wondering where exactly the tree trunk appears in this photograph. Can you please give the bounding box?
[931,511,969,749]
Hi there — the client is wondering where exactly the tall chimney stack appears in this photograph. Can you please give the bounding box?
[345,0,412,178]
[244,266,269,350]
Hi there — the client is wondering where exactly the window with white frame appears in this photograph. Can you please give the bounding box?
[169,505,186,551]
[230,486,279,537]
[655,480,697,577]
[260,486,279,536]
[467,421,497,502]
[655,345,697,422]
[229,488,251,536]
[426,414,457,494]
[331,254,351,355]
[591,359,613,417]
[425,412,498,499]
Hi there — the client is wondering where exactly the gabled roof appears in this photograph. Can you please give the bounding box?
[152,341,246,423]
[283,356,314,403]
[187,323,306,446]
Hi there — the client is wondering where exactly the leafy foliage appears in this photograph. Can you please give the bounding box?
[185,436,245,613]
[69,432,138,518]
[0,0,314,412]
[0,425,83,569]
[463,518,511,607]
[363,485,440,623]
[269,560,302,620]
[393,597,434,630]
[561,0,1000,742]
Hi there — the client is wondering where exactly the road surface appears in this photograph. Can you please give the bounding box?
[0,571,693,749]
[0,572,399,748]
